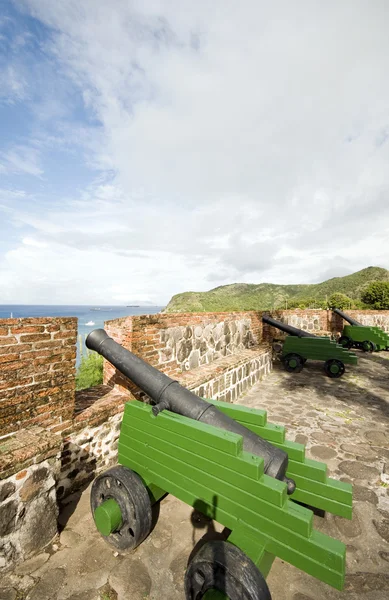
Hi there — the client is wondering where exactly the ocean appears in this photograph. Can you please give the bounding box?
[0,304,164,366]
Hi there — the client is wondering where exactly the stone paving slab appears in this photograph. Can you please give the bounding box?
[1,352,389,600]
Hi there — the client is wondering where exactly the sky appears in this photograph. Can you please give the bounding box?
[0,0,389,306]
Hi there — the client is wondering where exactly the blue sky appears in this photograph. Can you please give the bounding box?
[1,0,389,305]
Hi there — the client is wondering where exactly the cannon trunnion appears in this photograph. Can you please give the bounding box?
[86,329,352,599]
[262,314,358,378]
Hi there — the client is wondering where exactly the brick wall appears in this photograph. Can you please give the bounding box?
[0,318,77,437]
[104,311,263,392]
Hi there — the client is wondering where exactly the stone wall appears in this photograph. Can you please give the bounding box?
[57,411,123,500]
[0,427,61,570]
[262,309,330,343]
[334,309,389,333]
[187,348,271,404]
[0,385,129,572]
[0,459,59,570]
[275,309,328,332]
[0,317,77,437]
[104,311,262,391]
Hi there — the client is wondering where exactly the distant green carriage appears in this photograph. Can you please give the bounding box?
[334,308,389,352]
[86,329,353,599]
[262,315,357,377]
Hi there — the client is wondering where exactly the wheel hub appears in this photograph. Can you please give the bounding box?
[94,498,123,536]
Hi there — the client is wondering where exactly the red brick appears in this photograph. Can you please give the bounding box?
[1,360,30,372]
[20,333,51,343]
[48,420,73,433]
[39,385,61,397]
[53,331,76,340]
[0,337,17,347]
[0,353,20,364]
[34,340,63,350]
[10,344,32,354]
[0,319,18,326]
[33,373,51,383]
[12,326,45,334]
[33,356,58,367]
[44,324,61,332]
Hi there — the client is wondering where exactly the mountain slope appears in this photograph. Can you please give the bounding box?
[164,267,389,312]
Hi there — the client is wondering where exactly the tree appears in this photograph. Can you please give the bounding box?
[76,352,104,390]
[361,281,389,309]
[328,293,353,310]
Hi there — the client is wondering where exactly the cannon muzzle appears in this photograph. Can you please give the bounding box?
[333,308,362,326]
[86,329,295,493]
[262,315,316,338]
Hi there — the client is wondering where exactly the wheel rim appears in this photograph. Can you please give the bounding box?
[363,341,374,352]
[289,359,297,368]
[185,541,271,600]
[325,359,345,378]
[90,466,152,551]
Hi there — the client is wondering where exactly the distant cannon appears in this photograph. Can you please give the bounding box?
[86,329,352,599]
[334,308,389,352]
[262,315,357,378]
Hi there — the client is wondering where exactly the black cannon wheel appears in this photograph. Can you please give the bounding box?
[283,353,304,373]
[324,359,345,378]
[362,340,376,353]
[338,335,352,349]
[185,541,272,600]
[90,465,152,551]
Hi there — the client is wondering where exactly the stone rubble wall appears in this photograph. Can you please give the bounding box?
[159,317,256,371]
[57,412,122,500]
[0,409,124,572]
[189,350,271,404]
[0,458,60,570]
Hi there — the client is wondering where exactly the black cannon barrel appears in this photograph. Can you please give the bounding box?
[86,329,295,494]
[333,308,362,326]
[262,315,316,338]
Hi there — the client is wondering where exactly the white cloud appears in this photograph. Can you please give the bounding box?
[0,64,28,103]
[1,0,389,303]
[0,145,43,176]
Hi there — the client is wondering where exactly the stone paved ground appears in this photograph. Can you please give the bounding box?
[1,352,388,600]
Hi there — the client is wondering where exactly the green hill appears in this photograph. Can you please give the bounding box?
[164,266,389,313]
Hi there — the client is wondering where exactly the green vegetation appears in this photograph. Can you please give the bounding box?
[361,281,389,309]
[164,266,389,313]
[327,293,354,310]
[76,351,104,390]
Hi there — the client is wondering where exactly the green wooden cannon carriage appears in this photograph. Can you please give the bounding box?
[87,330,352,600]
[262,315,357,378]
[334,308,389,352]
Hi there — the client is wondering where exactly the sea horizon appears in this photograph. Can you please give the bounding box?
[0,304,164,365]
